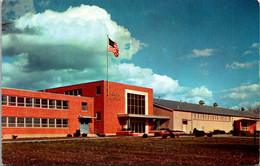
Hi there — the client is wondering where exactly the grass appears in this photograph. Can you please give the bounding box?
[2,136,259,165]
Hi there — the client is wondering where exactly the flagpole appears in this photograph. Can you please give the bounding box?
[107,35,109,96]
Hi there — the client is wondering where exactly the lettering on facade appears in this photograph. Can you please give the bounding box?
[108,92,121,101]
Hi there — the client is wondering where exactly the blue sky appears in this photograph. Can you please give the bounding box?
[2,0,259,110]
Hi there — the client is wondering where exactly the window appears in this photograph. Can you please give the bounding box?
[96,86,101,95]
[49,119,55,127]
[242,122,250,131]
[127,93,145,115]
[63,119,68,128]
[8,117,16,127]
[26,118,33,127]
[56,119,62,127]
[26,98,33,107]
[2,117,7,127]
[56,100,62,109]
[41,118,48,127]
[42,99,48,108]
[17,97,25,107]
[65,89,82,96]
[96,112,101,121]
[9,96,16,106]
[17,117,25,127]
[82,102,87,111]
[63,101,69,109]
[49,100,55,109]
[2,95,7,105]
[34,98,41,108]
[34,118,40,127]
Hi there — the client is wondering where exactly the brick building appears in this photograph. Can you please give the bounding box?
[44,80,169,135]
[2,88,95,139]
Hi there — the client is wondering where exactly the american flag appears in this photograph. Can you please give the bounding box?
[108,38,119,57]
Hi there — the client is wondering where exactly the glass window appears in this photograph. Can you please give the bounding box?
[2,117,7,127]
[34,98,41,108]
[17,117,25,127]
[78,89,82,96]
[56,100,62,109]
[34,118,40,127]
[9,96,16,106]
[96,112,101,121]
[49,100,55,109]
[42,99,48,108]
[2,95,7,105]
[63,119,68,128]
[8,117,16,127]
[127,93,145,115]
[41,118,48,127]
[65,91,69,95]
[96,86,101,95]
[56,119,62,127]
[26,98,33,107]
[63,101,69,109]
[26,118,33,127]
[49,119,55,127]
[242,122,249,131]
[17,97,25,107]
[82,102,87,111]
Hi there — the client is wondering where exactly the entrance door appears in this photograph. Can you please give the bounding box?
[130,120,145,133]
[79,119,90,134]
[182,120,188,133]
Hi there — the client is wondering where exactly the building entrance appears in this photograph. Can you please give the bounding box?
[130,120,145,133]
[79,118,90,134]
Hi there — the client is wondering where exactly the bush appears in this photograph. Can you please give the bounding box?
[73,130,81,137]
[154,133,161,137]
[213,130,226,134]
[98,133,106,137]
[207,133,212,137]
[162,135,167,139]
[142,134,148,138]
[67,134,72,137]
[12,135,18,139]
[193,128,205,137]
[82,133,87,137]
[170,133,175,138]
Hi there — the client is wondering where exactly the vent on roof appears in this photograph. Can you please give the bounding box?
[241,107,245,111]
[199,100,205,105]
[213,103,218,107]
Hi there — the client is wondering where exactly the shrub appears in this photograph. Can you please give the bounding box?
[213,130,226,134]
[67,134,72,137]
[162,135,167,139]
[194,130,205,137]
[170,133,175,138]
[98,133,106,137]
[154,133,161,137]
[142,134,148,138]
[207,133,212,137]
[73,130,81,137]
[12,135,18,139]
[82,133,87,137]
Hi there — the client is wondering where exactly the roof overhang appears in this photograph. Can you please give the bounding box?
[117,113,170,119]
[78,115,96,119]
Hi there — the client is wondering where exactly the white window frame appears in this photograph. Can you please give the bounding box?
[125,89,148,115]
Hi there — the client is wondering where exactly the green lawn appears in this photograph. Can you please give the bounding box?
[2,136,259,165]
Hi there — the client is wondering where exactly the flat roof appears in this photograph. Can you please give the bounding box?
[153,98,260,119]
[118,113,170,119]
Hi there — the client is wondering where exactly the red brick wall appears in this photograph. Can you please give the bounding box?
[2,88,94,136]
[45,80,154,134]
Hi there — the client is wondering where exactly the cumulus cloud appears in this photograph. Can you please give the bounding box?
[109,63,187,98]
[181,86,213,104]
[2,5,147,89]
[220,84,260,100]
[187,48,215,58]
[225,60,258,69]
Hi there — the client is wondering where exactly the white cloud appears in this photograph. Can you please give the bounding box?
[250,43,259,48]
[220,84,260,100]
[225,60,258,69]
[181,86,213,104]
[187,48,215,58]
[243,42,259,55]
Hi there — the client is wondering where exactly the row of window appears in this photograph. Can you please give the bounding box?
[2,95,69,110]
[193,113,231,121]
[64,86,101,96]
[2,117,69,128]
[127,93,146,115]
